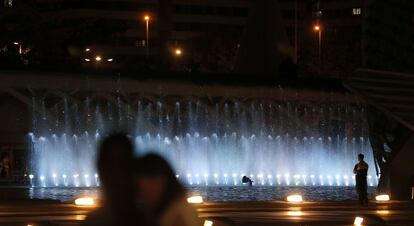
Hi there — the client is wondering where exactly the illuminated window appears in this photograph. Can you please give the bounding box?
[3,0,12,7]
[352,8,361,15]
[135,40,146,47]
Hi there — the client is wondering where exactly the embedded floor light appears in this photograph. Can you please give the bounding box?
[75,197,95,206]
[287,195,303,203]
[376,210,389,215]
[354,216,364,226]
[375,194,390,202]
[287,211,303,216]
[203,220,213,226]
[187,195,204,204]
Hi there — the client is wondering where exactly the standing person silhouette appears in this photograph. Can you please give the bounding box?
[82,133,151,226]
[353,153,369,205]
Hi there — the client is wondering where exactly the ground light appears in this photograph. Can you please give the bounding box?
[287,195,303,203]
[287,211,303,216]
[376,210,390,215]
[74,197,95,206]
[375,194,390,202]
[354,216,364,226]
[28,174,34,187]
[203,220,213,226]
[187,195,203,204]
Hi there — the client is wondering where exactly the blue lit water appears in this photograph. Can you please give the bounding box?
[0,186,376,203]
[30,98,375,188]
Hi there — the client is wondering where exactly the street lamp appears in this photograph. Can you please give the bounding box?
[313,24,322,68]
[174,48,182,56]
[95,56,102,62]
[144,15,150,58]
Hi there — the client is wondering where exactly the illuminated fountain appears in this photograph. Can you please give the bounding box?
[29,96,376,187]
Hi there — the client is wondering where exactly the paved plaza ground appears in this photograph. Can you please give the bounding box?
[0,200,413,225]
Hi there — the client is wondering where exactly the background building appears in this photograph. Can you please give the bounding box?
[306,0,366,76]
[0,0,366,74]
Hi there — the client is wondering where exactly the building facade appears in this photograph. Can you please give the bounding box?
[1,0,366,74]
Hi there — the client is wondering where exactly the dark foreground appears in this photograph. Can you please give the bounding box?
[0,200,413,226]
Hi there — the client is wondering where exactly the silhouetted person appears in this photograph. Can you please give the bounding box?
[82,133,150,226]
[135,153,201,226]
[0,153,11,178]
[0,158,3,178]
[354,153,369,205]
[242,176,253,186]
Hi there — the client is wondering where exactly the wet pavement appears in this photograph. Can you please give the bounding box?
[0,200,413,225]
[0,186,412,225]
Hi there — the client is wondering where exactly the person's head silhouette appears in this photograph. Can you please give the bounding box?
[135,153,185,215]
[97,133,135,210]
[83,133,147,226]
[358,153,364,162]
[134,153,201,226]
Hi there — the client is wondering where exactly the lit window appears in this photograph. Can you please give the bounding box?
[352,8,361,15]
[4,0,12,7]
[135,40,146,47]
